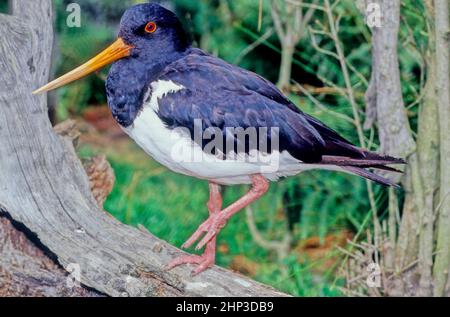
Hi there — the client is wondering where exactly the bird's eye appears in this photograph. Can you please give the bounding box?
[144,22,157,34]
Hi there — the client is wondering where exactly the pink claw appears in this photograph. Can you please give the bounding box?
[167,240,216,276]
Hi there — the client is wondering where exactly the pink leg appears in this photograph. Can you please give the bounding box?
[183,175,269,251]
[167,182,222,276]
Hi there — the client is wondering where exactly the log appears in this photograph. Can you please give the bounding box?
[0,214,102,297]
[0,0,288,297]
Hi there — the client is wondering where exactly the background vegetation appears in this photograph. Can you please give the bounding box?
[1,0,445,296]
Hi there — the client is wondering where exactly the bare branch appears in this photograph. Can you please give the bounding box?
[245,207,291,261]
[234,28,275,64]
[324,0,365,148]
[271,0,286,41]
[293,82,355,123]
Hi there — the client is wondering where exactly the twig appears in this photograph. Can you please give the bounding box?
[258,0,263,31]
[234,28,274,64]
[293,82,354,123]
[245,206,291,260]
[324,0,365,148]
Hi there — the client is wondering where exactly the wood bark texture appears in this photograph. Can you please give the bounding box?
[433,0,450,297]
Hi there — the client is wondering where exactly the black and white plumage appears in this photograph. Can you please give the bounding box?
[34,3,405,275]
[116,47,403,186]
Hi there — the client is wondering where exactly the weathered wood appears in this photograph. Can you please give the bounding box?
[0,0,288,297]
[0,215,102,297]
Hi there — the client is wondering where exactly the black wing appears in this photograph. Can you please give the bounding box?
[155,48,404,176]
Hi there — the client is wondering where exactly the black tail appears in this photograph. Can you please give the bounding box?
[304,114,406,187]
[342,166,401,188]
[319,151,405,187]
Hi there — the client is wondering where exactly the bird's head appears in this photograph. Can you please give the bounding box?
[119,3,189,58]
[33,3,190,94]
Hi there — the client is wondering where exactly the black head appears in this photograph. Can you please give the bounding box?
[102,3,192,127]
[119,3,190,58]
[33,3,191,127]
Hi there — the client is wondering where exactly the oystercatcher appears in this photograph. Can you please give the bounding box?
[34,3,404,275]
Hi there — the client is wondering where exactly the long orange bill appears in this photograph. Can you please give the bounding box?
[33,38,133,94]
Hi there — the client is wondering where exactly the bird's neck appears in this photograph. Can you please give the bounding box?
[106,48,189,127]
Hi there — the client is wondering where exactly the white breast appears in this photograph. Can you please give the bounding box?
[123,80,322,185]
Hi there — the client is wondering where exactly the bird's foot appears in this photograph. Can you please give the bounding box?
[166,248,215,276]
[181,213,228,251]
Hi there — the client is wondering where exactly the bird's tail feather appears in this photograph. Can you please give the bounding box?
[342,166,401,188]
[306,116,406,187]
[318,152,405,188]
[320,156,406,168]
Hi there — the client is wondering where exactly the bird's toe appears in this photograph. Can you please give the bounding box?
[191,258,214,276]
[166,253,215,275]
[195,230,217,250]
[166,254,203,271]
[182,218,214,249]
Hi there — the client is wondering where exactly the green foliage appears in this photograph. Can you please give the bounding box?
[0,0,7,13]
[56,25,113,117]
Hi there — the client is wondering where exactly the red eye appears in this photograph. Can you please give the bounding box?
[145,22,157,33]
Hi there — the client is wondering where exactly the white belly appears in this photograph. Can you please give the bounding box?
[123,80,326,185]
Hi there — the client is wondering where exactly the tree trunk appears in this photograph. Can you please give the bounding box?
[433,0,450,297]
[277,43,295,90]
[415,2,440,295]
[0,0,288,297]
[365,3,419,289]
[416,51,439,296]
[365,0,416,160]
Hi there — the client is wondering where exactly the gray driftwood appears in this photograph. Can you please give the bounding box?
[0,0,288,297]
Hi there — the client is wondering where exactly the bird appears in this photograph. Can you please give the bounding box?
[34,3,405,275]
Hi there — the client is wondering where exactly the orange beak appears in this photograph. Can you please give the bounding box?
[33,38,133,94]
